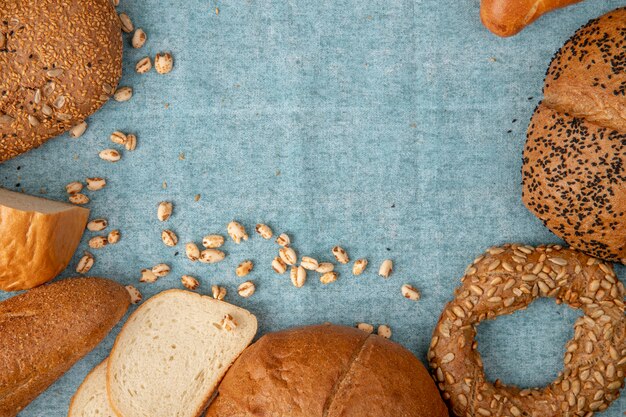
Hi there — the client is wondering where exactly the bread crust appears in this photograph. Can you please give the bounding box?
[522,8,626,262]
[67,359,110,417]
[0,189,90,291]
[0,277,130,417]
[480,0,582,37]
[543,7,626,132]
[0,0,123,162]
[205,323,448,417]
[429,244,626,417]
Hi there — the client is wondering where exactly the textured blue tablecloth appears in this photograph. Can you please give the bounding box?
[1,0,625,415]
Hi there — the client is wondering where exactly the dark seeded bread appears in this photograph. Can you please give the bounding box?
[522,8,626,262]
[0,277,130,417]
[0,0,123,162]
[205,323,448,417]
[523,103,626,261]
[543,7,626,132]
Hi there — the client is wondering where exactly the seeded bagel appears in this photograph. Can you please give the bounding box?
[429,244,626,417]
[0,0,123,162]
[522,8,626,262]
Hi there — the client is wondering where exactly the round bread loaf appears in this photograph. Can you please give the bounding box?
[522,8,626,262]
[205,323,448,417]
[0,0,123,162]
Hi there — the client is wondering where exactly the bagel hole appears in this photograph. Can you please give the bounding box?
[476,297,581,388]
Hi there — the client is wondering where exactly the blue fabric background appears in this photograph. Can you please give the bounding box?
[1,0,625,415]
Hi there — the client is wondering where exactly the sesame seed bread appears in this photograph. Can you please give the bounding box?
[205,323,448,417]
[68,359,116,417]
[0,188,89,291]
[522,8,626,262]
[107,289,257,417]
[0,0,123,162]
[480,0,582,37]
[0,277,130,417]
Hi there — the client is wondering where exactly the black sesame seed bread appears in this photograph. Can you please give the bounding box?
[543,7,626,132]
[0,0,123,162]
[522,8,626,263]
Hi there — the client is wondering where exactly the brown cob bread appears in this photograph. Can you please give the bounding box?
[206,323,448,417]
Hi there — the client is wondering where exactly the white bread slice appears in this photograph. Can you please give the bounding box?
[0,187,89,291]
[68,359,116,417]
[107,289,257,417]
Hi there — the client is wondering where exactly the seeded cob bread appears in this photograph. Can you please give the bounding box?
[0,0,123,162]
[205,323,448,417]
[0,277,130,417]
[480,0,582,37]
[68,359,116,417]
[522,8,626,263]
[107,289,257,417]
[0,188,89,291]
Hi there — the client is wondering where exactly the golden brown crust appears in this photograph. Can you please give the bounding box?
[0,277,130,417]
[480,0,582,37]
[0,191,90,291]
[0,0,123,162]
[327,335,449,417]
[206,323,447,417]
[543,7,626,132]
[522,8,626,262]
[428,244,626,417]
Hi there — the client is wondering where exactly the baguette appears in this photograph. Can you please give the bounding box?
[0,278,130,417]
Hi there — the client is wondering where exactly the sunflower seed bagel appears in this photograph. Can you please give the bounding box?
[0,0,123,162]
[428,244,626,417]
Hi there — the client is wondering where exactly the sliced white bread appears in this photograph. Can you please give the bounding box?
[68,359,116,417]
[107,289,257,417]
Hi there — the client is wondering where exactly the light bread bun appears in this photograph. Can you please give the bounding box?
[522,8,626,262]
[107,289,257,417]
[480,0,583,37]
[206,323,448,417]
[0,0,123,161]
[68,359,116,417]
[0,278,130,417]
[0,187,89,291]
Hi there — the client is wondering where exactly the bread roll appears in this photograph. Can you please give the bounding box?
[480,0,582,37]
[0,188,89,291]
[206,323,448,417]
[0,0,123,162]
[107,289,257,417]
[0,278,130,417]
[522,8,626,262]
